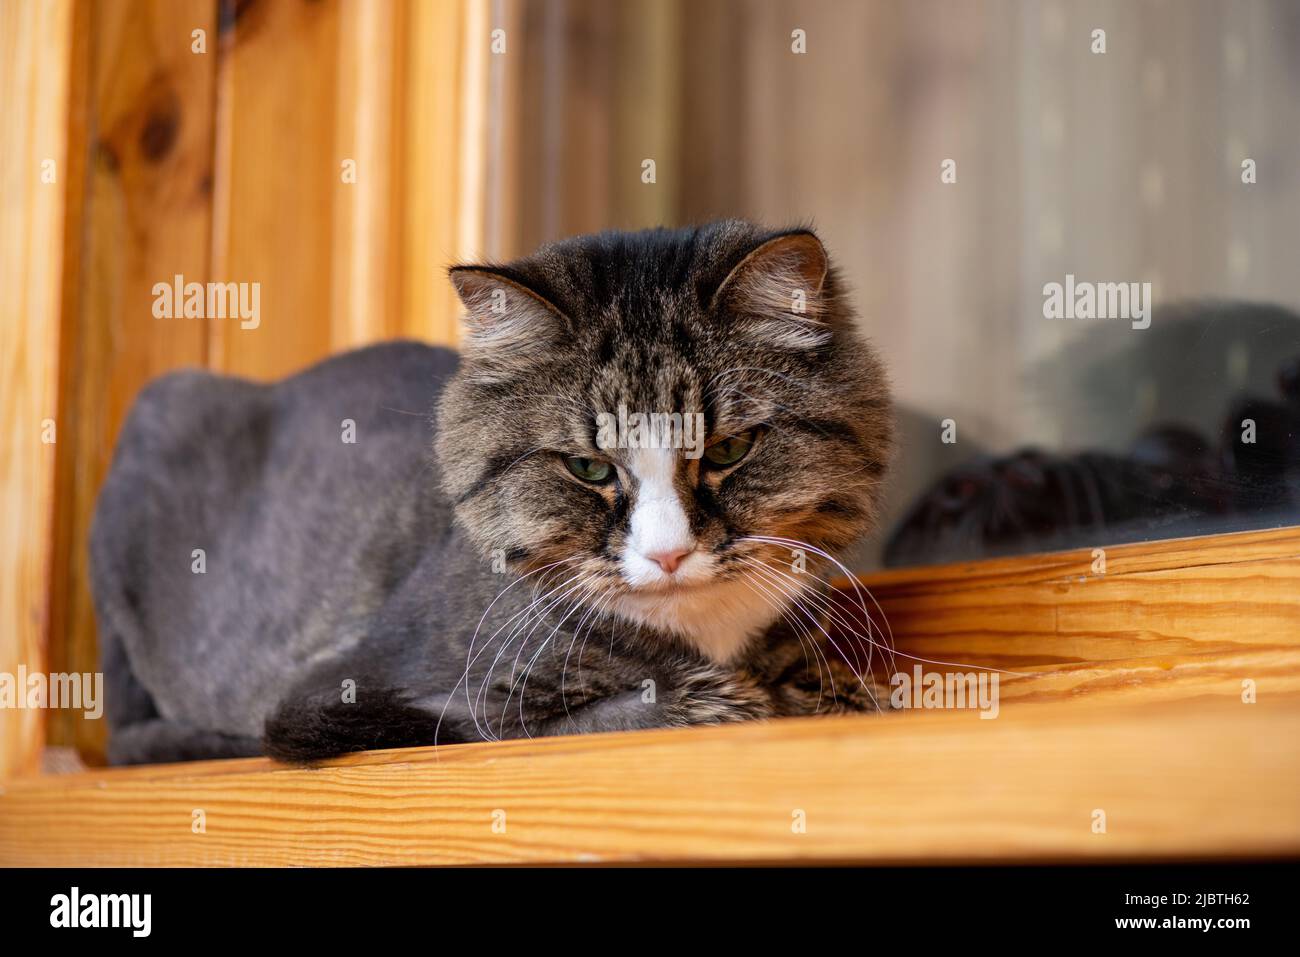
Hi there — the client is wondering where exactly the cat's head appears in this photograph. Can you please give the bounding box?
[436,221,892,662]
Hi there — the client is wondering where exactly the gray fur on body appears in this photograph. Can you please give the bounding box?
[91,221,892,764]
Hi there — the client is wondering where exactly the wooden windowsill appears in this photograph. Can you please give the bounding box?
[1,697,1297,867]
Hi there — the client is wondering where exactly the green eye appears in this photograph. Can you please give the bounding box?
[703,430,756,468]
[564,456,613,483]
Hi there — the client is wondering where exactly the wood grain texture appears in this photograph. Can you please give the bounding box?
[0,697,1296,866]
[836,526,1300,706]
[43,0,219,762]
[0,0,74,780]
[329,0,402,348]
[210,0,478,373]
[398,0,476,345]
[852,525,1300,592]
[208,0,340,379]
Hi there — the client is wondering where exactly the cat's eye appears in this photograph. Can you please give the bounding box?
[703,430,757,468]
[564,455,613,483]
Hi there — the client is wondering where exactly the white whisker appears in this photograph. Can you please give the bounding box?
[507,578,602,738]
[476,570,593,739]
[745,536,1034,677]
[738,555,880,711]
[735,570,832,711]
[437,556,581,746]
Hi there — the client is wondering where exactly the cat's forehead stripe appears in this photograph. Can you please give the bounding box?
[627,446,679,497]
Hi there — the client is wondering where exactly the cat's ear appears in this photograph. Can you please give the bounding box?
[711,231,832,349]
[449,266,567,357]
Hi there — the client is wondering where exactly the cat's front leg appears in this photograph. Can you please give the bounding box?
[530,660,775,737]
[532,651,887,737]
[657,662,777,726]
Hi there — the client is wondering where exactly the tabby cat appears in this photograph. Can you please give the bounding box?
[90,220,893,764]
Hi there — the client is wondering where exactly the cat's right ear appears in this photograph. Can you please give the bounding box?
[449,266,567,358]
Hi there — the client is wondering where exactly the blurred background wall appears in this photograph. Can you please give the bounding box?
[4,0,1299,766]
[489,0,1300,564]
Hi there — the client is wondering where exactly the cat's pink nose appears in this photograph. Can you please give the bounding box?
[647,549,691,574]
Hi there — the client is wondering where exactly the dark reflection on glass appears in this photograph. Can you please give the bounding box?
[883,302,1300,566]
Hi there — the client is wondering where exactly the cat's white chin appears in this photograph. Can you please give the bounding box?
[608,575,790,664]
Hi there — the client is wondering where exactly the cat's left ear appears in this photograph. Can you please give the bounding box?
[711,230,832,349]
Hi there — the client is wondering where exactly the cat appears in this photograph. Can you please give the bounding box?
[90,220,894,765]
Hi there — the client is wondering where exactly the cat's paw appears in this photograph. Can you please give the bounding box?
[769,656,890,717]
[262,683,462,763]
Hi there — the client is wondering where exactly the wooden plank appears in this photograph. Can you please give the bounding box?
[396,0,473,345]
[208,0,340,379]
[331,0,480,349]
[43,0,219,763]
[0,0,74,780]
[211,0,479,364]
[329,0,403,347]
[0,697,1295,866]
[42,0,92,766]
[839,527,1300,706]
[851,525,1300,593]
